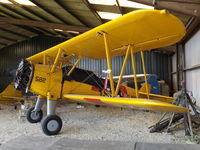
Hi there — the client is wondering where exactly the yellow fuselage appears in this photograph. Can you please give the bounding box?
[29,64,173,104]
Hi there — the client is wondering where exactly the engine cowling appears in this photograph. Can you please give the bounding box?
[14,59,33,92]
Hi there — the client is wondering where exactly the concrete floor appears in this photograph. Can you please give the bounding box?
[0,136,200,150]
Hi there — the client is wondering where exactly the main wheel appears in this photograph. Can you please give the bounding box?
[26,107,43,123]
[41,115,62,136]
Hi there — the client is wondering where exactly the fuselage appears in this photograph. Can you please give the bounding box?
[14,60,174,103]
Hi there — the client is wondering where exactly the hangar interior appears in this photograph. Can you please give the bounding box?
[0,0,200,149]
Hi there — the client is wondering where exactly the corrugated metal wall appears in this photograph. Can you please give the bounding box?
[0,35,169,91]
[75,51,169,81]
[0,35,65,91]
[185,29,200,106]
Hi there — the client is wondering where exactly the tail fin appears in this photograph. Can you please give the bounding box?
[139,83,151,93]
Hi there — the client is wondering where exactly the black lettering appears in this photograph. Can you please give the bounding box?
[35,76,46,83]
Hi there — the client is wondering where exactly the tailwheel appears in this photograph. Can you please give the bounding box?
[41,115,62,136]
[27,107,43,123]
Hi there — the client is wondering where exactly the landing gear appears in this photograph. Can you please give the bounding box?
[41,115,62,136]
[41,99,62,136]
[27,107,43,123]
[26,97,44,123]
[27,97,63,135]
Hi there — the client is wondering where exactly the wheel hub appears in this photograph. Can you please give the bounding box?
[30,111,40,120]
[47,120,59,132]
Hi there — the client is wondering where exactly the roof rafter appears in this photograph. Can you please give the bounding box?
[29,0,70,24]
[181,17,200,43]
[116,0,125,15]
[15,0,74,38]
[7,0,68,38]
[130,0,200,17]
[54,0,90,27]
[82,0,104,24]
[0,3,60,37]
[158,0,200,4]
[0,42,7,46]
[0,4,47,35]
[0,17,91,32]
[0,27,29,38]
[0,35,17,42]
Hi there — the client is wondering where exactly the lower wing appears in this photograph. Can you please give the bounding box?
[64,94,188,113]
[0,96,24,104]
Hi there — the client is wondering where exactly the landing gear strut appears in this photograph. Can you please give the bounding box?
[27,107,43,123]
[41,100,62,136]
[27,97,44,123]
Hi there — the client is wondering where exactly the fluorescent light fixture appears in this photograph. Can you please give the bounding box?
[14,0,36,6]
[67,31,80,34]
[88,0,116,5]
[88,0,154,9]
[54,29,63,32]
[0,0,12,4]
[120,1,154,9]
[97,11,122,20]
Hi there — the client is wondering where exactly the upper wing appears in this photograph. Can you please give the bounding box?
[27,9,185,64]
[64,94,188,113]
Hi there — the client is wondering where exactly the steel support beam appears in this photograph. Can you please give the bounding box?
[82,0,104,24]
[129,0,200,17]
[0,17,90,33]
[181,17,200,43]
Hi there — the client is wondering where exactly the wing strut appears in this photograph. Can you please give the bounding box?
[140,51,150,99]
[67,57,82,76]
[51,48,62,73]
[131,48,139,98]
[115,45,131,96]
[103,33,115,97]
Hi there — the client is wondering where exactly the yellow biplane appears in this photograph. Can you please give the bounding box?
[14,9,188,136]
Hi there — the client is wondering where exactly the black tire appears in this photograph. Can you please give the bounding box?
[41,115,62,136]
[26,107,43,123]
